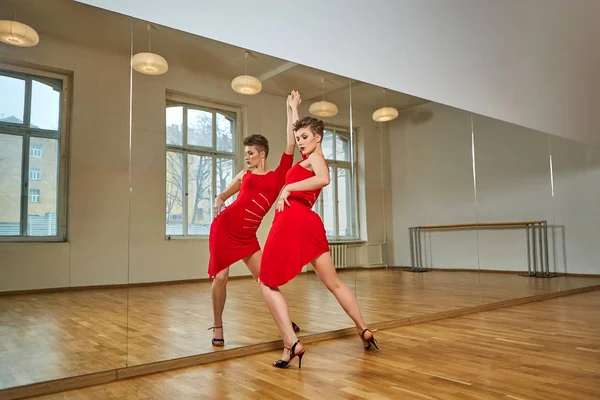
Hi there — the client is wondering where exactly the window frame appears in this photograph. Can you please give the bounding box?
[0,63,70,242]
[30,144,43,157]
[29,188,41,203]
[314,126,359,241]
[29,166,42,181]
[165,92,241,239]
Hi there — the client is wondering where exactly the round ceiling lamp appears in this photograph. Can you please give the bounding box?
[131,23,168,76]
[0,20,39,47]
[309,77,338,117]
[231,74,262,95]
[131,52,168,75]
[309,100,338,117]
[231,51,262,95]
[372,106,399,122]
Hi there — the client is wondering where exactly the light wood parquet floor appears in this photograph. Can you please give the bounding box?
[34,289,600,399]
[1,268,599,391]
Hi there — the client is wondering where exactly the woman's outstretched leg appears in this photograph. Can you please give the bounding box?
[245,251,300,333]
[311,252,377,347]
[259,282,305,364]
[210,267,229,346]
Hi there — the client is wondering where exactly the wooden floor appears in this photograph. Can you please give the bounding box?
[1,269,600,391]
[33,289,600,399]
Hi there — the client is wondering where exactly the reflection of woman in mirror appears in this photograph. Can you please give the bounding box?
[208,92,303,347]
[259,112,377,369]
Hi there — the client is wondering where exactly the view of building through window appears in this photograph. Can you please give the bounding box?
[0,71,64,238]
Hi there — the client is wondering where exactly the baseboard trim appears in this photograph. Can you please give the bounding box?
[395,266,523,274]
[389,266,600,277]
[561,272,600,277]
[1,371,117,400]
[3,283,599,400]
[4,268,597,296]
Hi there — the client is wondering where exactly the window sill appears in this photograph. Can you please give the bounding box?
[165,235,209,241]
[327,239,366,245]
[0,238,67,244]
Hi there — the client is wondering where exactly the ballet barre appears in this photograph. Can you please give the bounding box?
[408,221,557,277]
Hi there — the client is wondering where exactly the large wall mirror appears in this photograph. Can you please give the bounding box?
[354,83,482,323]
[0,0,131,391]
[127,16,357,366]
[1,0,598,397]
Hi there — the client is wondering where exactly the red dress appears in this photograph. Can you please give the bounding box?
[259,161,330,287]
[208,153,293,278]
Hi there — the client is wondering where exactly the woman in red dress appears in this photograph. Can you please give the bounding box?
[259,114,378,368]
[208,92,302,346]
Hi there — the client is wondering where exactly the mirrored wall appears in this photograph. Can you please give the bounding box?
[1,0,599,395]
[0,0,131,390]
[352,82,483,323]
[126,16,357,366]
[472,116,557,301]
[472,115,600,302]
[357,81,600,332]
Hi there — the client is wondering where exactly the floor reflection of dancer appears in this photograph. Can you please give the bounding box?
[259,110,378,368]
[208,91,302,347]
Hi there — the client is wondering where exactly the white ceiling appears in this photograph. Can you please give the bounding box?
[1,0,427,114]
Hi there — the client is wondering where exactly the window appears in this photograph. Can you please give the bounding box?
[30,144,42,157]
[0,66,68,240]
[29,189,40,203]
[165,95,237,237]
[314,127,357,240]
[29,166,41,180]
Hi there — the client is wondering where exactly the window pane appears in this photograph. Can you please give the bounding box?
[322,130,334,160]
[335,133,350,161]
[337,167,353,237]
[0,134,23,236]
[216,158,235,206]
[216,113,234,153]
[166,106,183,146]
[321,167,335,237]
[29,166,41,180]
[30,144,43,157]
[29,189,40,203]
[27,138,59,236]
[188,155,212,235]
[0,75,26,125]
[31,80,60,131]
[166,151,184,235]
[188,109,213,148]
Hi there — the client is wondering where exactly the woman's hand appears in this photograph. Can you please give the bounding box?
[276,187,291,212]
[213,194,225,218]
[290,90,301,109]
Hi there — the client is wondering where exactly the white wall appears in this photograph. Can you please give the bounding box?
[389,102,600,275]
[76,0,600,146]
[355,112,394,266]
[1,37,131,291]
[0,29,388,290]
[549,136,600,275]
[390,103,479,270]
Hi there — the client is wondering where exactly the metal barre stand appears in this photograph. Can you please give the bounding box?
[408,221,559,277]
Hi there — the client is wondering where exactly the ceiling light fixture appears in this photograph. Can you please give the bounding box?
[131,23,168,75]
[0,14,39,47]
[231,51,262,95]
[372,89,398,122]
[309,77,338,117]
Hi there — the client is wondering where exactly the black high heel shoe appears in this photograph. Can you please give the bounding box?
[360,328,379,350]
[209,325,224,347]
[292,321,300,333]
[273,341,305,369]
